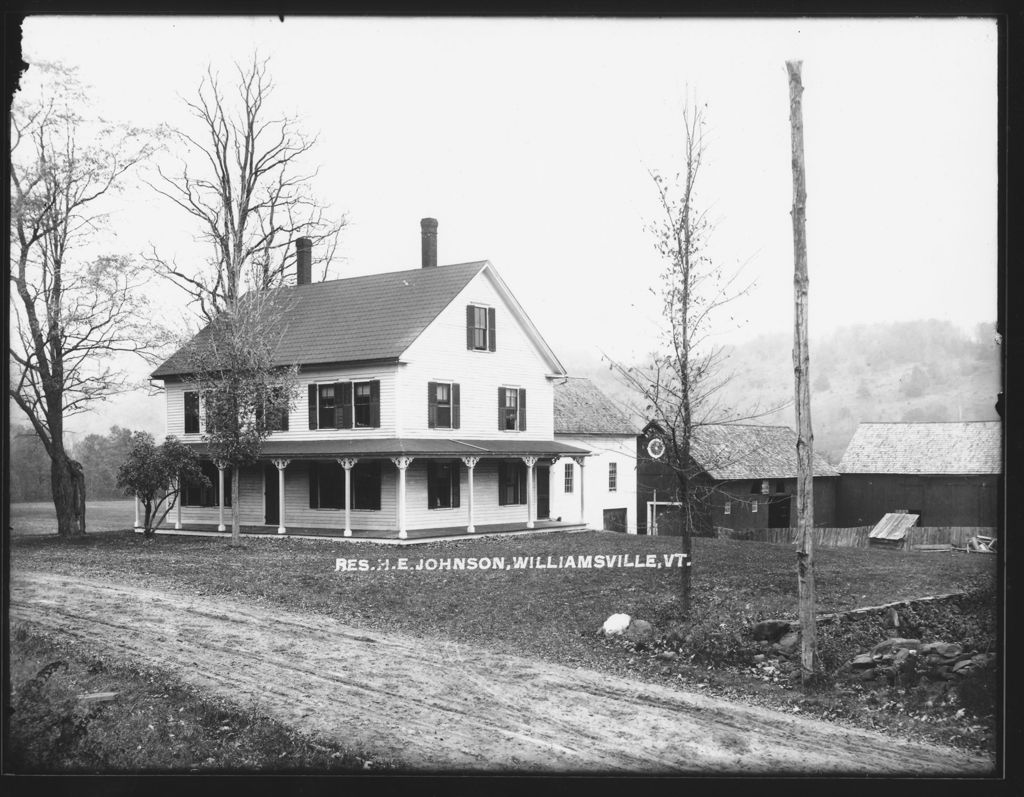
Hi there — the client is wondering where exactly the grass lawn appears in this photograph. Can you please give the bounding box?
[10,500,135,536]
[7,623,385,772]
[11,530,998,756]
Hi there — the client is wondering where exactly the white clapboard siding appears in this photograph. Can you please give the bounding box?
[164,365,399,441]
[398,270,556,440]
[549,435,638,533]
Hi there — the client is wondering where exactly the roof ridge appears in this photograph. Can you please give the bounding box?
[289,260,487,289]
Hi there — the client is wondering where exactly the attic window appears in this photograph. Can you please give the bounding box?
[467,305,496,351]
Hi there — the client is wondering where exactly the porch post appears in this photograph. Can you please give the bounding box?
[391,456,414,540]
[522,456,538,529]
[574,456,586,526]
[133,495,140,530]
[215,460,227,531]
[461,456,480,534]
[337,458,359,537]
[175,477,182,529]
[271,459,290,534]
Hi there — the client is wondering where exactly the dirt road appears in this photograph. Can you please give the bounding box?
[10,570,993,774]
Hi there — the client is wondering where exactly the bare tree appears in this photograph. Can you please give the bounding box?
[147,54,345,321]
[9,61,162,537]
[610,99,761,614]
[178,288,299,547]
[787,60,818,681]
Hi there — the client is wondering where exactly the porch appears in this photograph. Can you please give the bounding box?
[167,437,592,540]
[143,518,588,544]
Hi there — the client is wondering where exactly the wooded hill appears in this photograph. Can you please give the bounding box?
[579,319,1001,465]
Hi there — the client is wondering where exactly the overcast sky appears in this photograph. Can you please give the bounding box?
[16,16,998,440]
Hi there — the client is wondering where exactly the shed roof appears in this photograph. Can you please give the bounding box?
[153,261,489,378]
[838,421,1002,475]
[554,378,636,436]
[685,424,840,480]
[868,512,920,541]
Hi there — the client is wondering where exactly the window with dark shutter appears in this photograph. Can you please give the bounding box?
[182,461,231,507]
[499,387,521,431]
[468,305,493,351]
[308,385,318,429]
[498,460,526,505]
[318,384,336,429]
[309,461,344,509]
[429,382,453,429]
[427,382,438,428]
[353,381,377,428]
[184,391,200,434]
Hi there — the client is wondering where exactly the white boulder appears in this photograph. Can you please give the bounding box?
[602,613,632,636]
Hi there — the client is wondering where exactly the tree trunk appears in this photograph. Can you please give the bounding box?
[676,473,692,617]
[230,466,242,547]
[787,59,817,682]
[51,454,87,538]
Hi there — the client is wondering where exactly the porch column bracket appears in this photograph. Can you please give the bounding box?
[522,456,537,529]
[337,458,359,537]
[271,459,289,534]
[461,457,479,534]
[215,461,227,532]
[391,457,414,540]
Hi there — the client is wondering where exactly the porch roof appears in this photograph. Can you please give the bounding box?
[185,438,591,460]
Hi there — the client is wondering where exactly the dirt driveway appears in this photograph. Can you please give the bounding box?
[10,570,993,775]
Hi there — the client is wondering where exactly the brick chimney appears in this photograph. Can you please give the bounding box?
[296,237,312,285]
[421,218,438,268]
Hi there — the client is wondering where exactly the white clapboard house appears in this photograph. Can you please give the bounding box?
[150,219,592,540]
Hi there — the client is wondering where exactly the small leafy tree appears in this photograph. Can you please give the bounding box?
[181,288,298,546]
[117,433,207,537]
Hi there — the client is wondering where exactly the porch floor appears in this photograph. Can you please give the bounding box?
[149,519,588,544]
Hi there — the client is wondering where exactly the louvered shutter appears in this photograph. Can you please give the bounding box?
[452,383,460,429]
[452,460,461,507]
[309,462,319,508]
[369,380,380,428]
[488,307,496,351]
[339,382,353,429]
[498,387,505,430]
[498,461,507,505]
[427,381,437,428]
[308,385,317,430]
[466,305,475,349]
[518,388,527,431]
[427,461,436,508]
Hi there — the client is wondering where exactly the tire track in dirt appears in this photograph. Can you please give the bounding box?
[10,570,994,774]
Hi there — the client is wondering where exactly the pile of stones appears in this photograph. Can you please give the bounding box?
[847,638,995,683]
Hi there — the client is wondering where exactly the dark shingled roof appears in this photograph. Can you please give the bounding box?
[686,424,840,480]
[554,378,635,436]
[152,262,487,378]
[838,421,1002,475]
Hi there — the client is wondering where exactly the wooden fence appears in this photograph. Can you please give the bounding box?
[715,526,996,550]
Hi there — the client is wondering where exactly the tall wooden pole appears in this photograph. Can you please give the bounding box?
[787,60,817,682]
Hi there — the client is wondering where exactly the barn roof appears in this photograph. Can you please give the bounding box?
[554,378,635,436]
[838,421,1002,475]
[686,424,840,480]
[153,261,492,378]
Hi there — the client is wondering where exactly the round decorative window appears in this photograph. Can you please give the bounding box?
[646,437,666,459]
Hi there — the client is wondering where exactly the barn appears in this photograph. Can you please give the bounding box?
[637,422,839,535]
[836,421,1001,529]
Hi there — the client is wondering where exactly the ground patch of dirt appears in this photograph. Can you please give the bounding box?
[10,570,995,774]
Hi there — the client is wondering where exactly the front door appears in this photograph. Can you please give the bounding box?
[536,465,550,520]
[264,463,279,525]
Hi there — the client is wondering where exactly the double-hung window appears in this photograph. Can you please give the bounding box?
[498,461,527,505]
[466,305,496,351]
[184,391,200,434]
[608,462,618,492]
[309,461,382,510]
[498,387,526,431]
[308,381,381,430]
[564,462,574,493]
[427,382,460,429]
[427,460,461,509]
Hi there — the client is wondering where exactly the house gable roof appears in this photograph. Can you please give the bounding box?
[554,377,635,436]
[838,421,1002,475]
[644,422,839,480]
[153,260,563,378]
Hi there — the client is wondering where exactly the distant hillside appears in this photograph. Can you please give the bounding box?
[568,319,1001,465]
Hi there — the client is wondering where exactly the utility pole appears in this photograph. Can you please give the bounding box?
[787,59,817,682]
